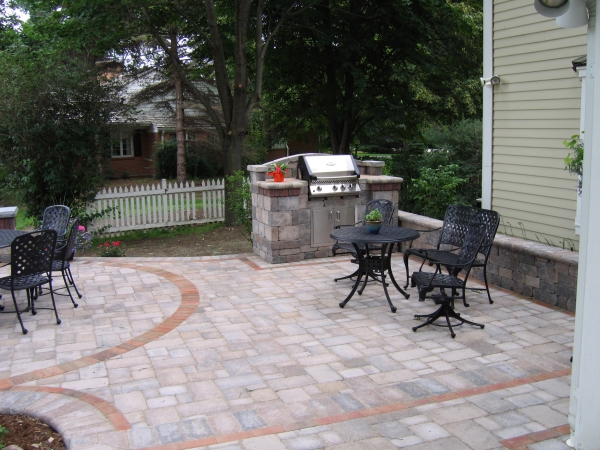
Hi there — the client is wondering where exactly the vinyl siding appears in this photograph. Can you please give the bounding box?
[492,0,586,249]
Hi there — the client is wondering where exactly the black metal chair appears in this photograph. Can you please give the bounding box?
[403,205,477,289]
[36,205,71,244]
[52,217,83,308]
[332,199,396,283]
[0,230,61,334]
[404,207,500,306]
[410,222,487,339]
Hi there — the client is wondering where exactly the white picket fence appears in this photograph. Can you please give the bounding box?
[87,178,225,235]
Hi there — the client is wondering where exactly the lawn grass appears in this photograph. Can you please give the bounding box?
[93,221,223,245]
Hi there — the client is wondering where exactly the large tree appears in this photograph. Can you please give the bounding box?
[0,41,129,218]
[18,0,303,223]
[264,0,483,154]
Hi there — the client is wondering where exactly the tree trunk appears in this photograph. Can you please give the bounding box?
[173,37,186,183]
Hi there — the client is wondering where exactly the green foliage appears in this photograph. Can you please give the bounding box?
[365,209,383,222]
[264,0,483,154]
[385,119,482,217]
[0,39,128,220]
[563,134,583,194]
[409,165,466,220]
[153,140,223,179]
[225,171,252,242]
[0,424,8,449]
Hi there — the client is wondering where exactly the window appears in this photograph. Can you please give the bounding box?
[111,131,133,157]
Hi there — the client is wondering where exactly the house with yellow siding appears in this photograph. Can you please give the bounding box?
[482,0,587,249]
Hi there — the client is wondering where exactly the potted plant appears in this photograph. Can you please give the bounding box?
[268,162,289,182]
[365,208,383,234]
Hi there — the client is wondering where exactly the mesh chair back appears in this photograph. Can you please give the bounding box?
[458,223,487,267]
[438,205,479,249]
[363,200,395,226]
[11,230,57,278]
[41,205,71,237]
[477,209,500,258]
[59,216,81,263]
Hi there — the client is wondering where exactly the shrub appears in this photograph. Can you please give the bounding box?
[225,171,252,242]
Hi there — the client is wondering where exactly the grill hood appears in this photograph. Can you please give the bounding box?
[298,155,361,198]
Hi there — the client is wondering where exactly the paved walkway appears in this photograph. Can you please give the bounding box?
[0,254,573,450]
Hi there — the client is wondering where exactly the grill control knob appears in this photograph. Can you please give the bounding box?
[332,185,338,191]
[340,185,346,191]
[317,186,322,192]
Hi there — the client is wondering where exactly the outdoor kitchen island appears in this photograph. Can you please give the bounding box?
[248,154,403,264]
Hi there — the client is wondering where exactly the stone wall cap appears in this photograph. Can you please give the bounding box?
[0,206,18,218]
[247,153,323,172]
[256,179,307,189]
[398,210,579,266]
[356,160,386,168]
[358,175,404,184]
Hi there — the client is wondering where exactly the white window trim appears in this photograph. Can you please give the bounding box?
[111,131,134,158]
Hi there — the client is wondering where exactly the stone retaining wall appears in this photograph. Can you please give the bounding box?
[398,211,579,312]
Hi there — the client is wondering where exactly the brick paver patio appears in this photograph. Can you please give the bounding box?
[0,253,573,449]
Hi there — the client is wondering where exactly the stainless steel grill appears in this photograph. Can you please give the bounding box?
[298,155,361,198]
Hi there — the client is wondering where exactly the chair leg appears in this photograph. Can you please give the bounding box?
[381,272,397,313]
[444,305,456,339]
[61,269,79,307]
[65,266,83,299]
[483,266,493,304]
[412,304,445,331]
[462,288,469,308]
[11,291,27,335]
[403,251,411,289]
[47,279,61,325]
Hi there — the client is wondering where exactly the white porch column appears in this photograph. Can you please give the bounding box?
[568,0,600,447]
[481,0,493,210]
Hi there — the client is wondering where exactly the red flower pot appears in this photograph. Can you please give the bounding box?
[268,171,285,182]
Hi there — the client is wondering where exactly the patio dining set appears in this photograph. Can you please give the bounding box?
[331,201,500,339]
[0,205,83,335]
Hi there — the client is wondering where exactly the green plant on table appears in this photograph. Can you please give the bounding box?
[365,208,383,222]
[98,240,125,257]
[563,134,583,194]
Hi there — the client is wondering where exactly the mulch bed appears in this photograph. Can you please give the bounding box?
[0,414,65,450]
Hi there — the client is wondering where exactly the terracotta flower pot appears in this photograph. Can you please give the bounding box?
[268,171,285,182]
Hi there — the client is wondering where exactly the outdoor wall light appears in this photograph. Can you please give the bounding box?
[480,75,501,86]
[533,0,588,28]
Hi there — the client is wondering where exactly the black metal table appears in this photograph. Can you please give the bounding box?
[330,226,420,312]
[0,230,27,249]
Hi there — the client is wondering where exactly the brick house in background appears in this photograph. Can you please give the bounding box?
[107,68,212,178]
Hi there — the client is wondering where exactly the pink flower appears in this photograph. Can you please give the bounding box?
[104,242,110,247]
[78,225,86,232]
[112,241,121,247]
[98,244,103,248]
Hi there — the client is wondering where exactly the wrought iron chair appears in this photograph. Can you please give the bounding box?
[410,222,487,339]
[404,207,500,306]
[332,199,396,283]
[0,230,61,334]
[52,217,83,308]
[36,205,71,243]
[403,205,477,289]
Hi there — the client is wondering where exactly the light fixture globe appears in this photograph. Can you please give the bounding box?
[539,0,567,7]
[534,0,570,17]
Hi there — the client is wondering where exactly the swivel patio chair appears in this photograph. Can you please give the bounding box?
[332,199,396,284]
[0,230,61,334]
[410,222,487,339]
[52,217,83,308]
[404,207,500,306]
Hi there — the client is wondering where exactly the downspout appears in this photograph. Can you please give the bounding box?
[482,0,494,210]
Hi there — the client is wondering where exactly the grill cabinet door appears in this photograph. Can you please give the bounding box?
[311,207,356,247]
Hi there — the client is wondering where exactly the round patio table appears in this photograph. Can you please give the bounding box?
[330,225,419,313]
